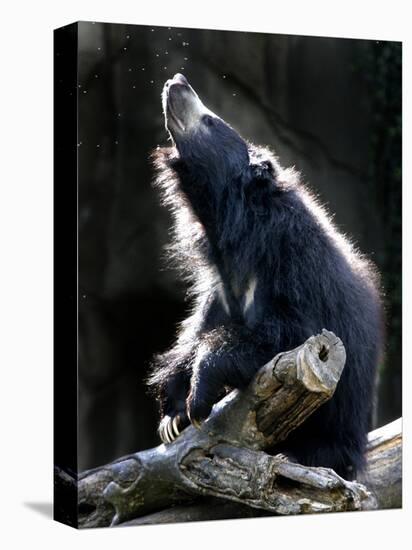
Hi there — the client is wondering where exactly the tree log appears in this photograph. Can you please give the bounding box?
[119,419,402,526]
[75,330,401,528]
[360,418,402,509]
[121,498,273,526]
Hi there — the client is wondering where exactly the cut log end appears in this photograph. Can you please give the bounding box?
[297,330,346,393]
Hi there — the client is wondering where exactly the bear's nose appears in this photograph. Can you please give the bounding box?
[166,73,189,89]
[172,73,188,85]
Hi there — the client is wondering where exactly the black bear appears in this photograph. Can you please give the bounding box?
[148,73,383,479]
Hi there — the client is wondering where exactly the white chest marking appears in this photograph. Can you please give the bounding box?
[218,285,230,315]
[211,266,230,315]
[243,276,257,313]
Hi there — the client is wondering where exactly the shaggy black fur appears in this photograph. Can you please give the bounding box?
[148,77,383,479]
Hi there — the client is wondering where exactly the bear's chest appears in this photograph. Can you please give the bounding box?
[217,273,259,327]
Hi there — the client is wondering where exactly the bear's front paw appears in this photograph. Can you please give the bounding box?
[158,413,186,444]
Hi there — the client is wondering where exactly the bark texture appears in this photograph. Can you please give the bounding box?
[360,418,402,510]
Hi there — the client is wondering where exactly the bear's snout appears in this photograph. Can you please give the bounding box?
[166,73,189,88]
[163,74,211,138]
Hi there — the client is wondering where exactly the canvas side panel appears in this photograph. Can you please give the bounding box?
[53,22,79,529]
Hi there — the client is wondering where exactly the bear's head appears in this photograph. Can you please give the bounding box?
[158,75,298,223]
[162,73,252,182]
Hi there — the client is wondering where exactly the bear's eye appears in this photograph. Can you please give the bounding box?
[202,115,214,127]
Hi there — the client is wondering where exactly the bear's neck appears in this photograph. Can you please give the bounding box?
[176,169,259,303]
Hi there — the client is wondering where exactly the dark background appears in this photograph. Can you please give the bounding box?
[76,21,402,471]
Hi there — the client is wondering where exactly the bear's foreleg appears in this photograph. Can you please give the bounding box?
[186,327,267,427]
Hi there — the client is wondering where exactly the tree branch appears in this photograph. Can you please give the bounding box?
[73,330,401,528]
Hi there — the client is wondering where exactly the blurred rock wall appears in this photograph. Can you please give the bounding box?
[76,22,401,470]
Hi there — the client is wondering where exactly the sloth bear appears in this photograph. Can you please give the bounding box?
[148,73,383,479]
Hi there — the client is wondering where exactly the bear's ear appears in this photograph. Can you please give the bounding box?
[243,160,278,214]
[248,159,276,182]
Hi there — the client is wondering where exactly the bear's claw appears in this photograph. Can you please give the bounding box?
[186,407,204,430]
[158,414,181,444]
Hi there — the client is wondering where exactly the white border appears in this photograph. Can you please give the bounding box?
[0,1,409,548]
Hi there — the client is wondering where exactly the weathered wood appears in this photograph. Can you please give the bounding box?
[75,331,401,528]
[360,418,402,509]
[80,419,402,527]
[121,498,272,526]
[179,444,373,515]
